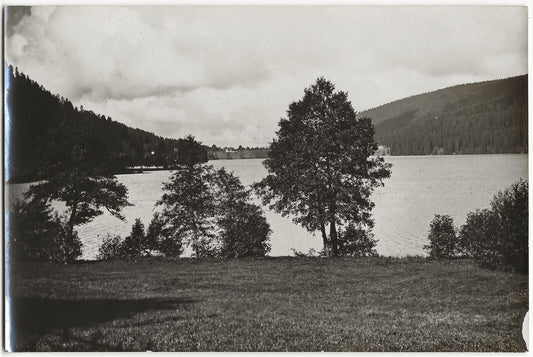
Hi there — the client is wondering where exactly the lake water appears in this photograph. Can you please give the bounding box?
[6,154,528,259]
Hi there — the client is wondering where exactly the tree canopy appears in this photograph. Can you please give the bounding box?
[23,125,132,261]
[156,159,271,258]
[254,77,391,257]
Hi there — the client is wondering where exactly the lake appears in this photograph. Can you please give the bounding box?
[6,154,528,259]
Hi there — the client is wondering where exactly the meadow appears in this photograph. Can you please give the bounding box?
[8,257,528,352]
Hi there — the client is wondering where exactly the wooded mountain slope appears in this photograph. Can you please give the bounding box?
[5,63,207,182]
[360,75,527,155]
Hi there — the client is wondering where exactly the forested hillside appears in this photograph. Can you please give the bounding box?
[5,63,207,182]
[360,75,527,155]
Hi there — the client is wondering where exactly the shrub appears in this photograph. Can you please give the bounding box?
[97,234,124,260]
[9,198,82,263]
[52,221,83,263]
[338,224,378,257]
[459,179,528,273]
[490,179,528,273]
[458,209,498,259]
[218,202,272,258]
[424,214,458,258]
[98,218,168,260]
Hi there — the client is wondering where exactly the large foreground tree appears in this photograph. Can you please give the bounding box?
[254,77,391,257]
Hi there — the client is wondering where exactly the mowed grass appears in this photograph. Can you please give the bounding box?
[8,257,528,352]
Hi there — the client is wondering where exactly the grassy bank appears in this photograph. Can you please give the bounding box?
[7,257,528,352]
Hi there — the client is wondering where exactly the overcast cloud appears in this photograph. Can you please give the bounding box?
[5,6,527,147]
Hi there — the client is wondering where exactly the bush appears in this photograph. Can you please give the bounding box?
[424,214,458,258]
[52,221,83,263]
[459,179,528,273]
[338,224,378,257]
[97,234,124,260]
[9,198,82,263]
[490,179,528,273]
[97,218,169,260]
[218,202,272,258]
[458,209,498,259]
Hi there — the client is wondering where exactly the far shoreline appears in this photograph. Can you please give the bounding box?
[6,152,527,184]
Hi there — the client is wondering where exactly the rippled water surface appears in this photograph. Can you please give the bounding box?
[6,154,528,259]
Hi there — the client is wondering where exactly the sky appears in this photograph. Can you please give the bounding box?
[4,6,528,147]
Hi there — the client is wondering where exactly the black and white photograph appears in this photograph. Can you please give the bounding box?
[3,4,529,352]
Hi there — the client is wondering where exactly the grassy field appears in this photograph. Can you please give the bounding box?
[7,256,528,352]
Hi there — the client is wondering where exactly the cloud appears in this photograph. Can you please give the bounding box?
[5,6,527,146]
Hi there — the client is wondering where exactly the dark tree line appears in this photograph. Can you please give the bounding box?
[5,62,207,183]
[371,75,527,155]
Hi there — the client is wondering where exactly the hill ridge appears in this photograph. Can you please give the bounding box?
[360,74,527,155]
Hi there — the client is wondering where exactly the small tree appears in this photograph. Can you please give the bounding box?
[122,218,146,257]
[424,214,458,258]
[215,168,271,258]
[156,162,271,258]
[157,164,218,258]
[27,129,132,259]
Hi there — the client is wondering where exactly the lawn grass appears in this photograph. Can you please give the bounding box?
[7,256,528,351]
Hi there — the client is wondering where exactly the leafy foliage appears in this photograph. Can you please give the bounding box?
[424,214,458,258]
[254,77,391,256]
[24,129,132,257]
[157,164,218,257]
[459,179,528,273]
[9,199,82,263]
[122,219,148,258]
[97,218,162,260]
[96,234,124,261]
[337,224,378,257]
[215,168,271,258]
[145,213,184,257]
[425,180,528,273]
[156,161,271,258]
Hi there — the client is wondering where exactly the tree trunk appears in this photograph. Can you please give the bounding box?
[67,201,78,246]
[320,223,329,257]
[330,220,338,257]
[191,214,200,258]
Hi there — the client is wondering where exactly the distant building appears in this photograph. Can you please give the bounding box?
[375,145,391,156]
